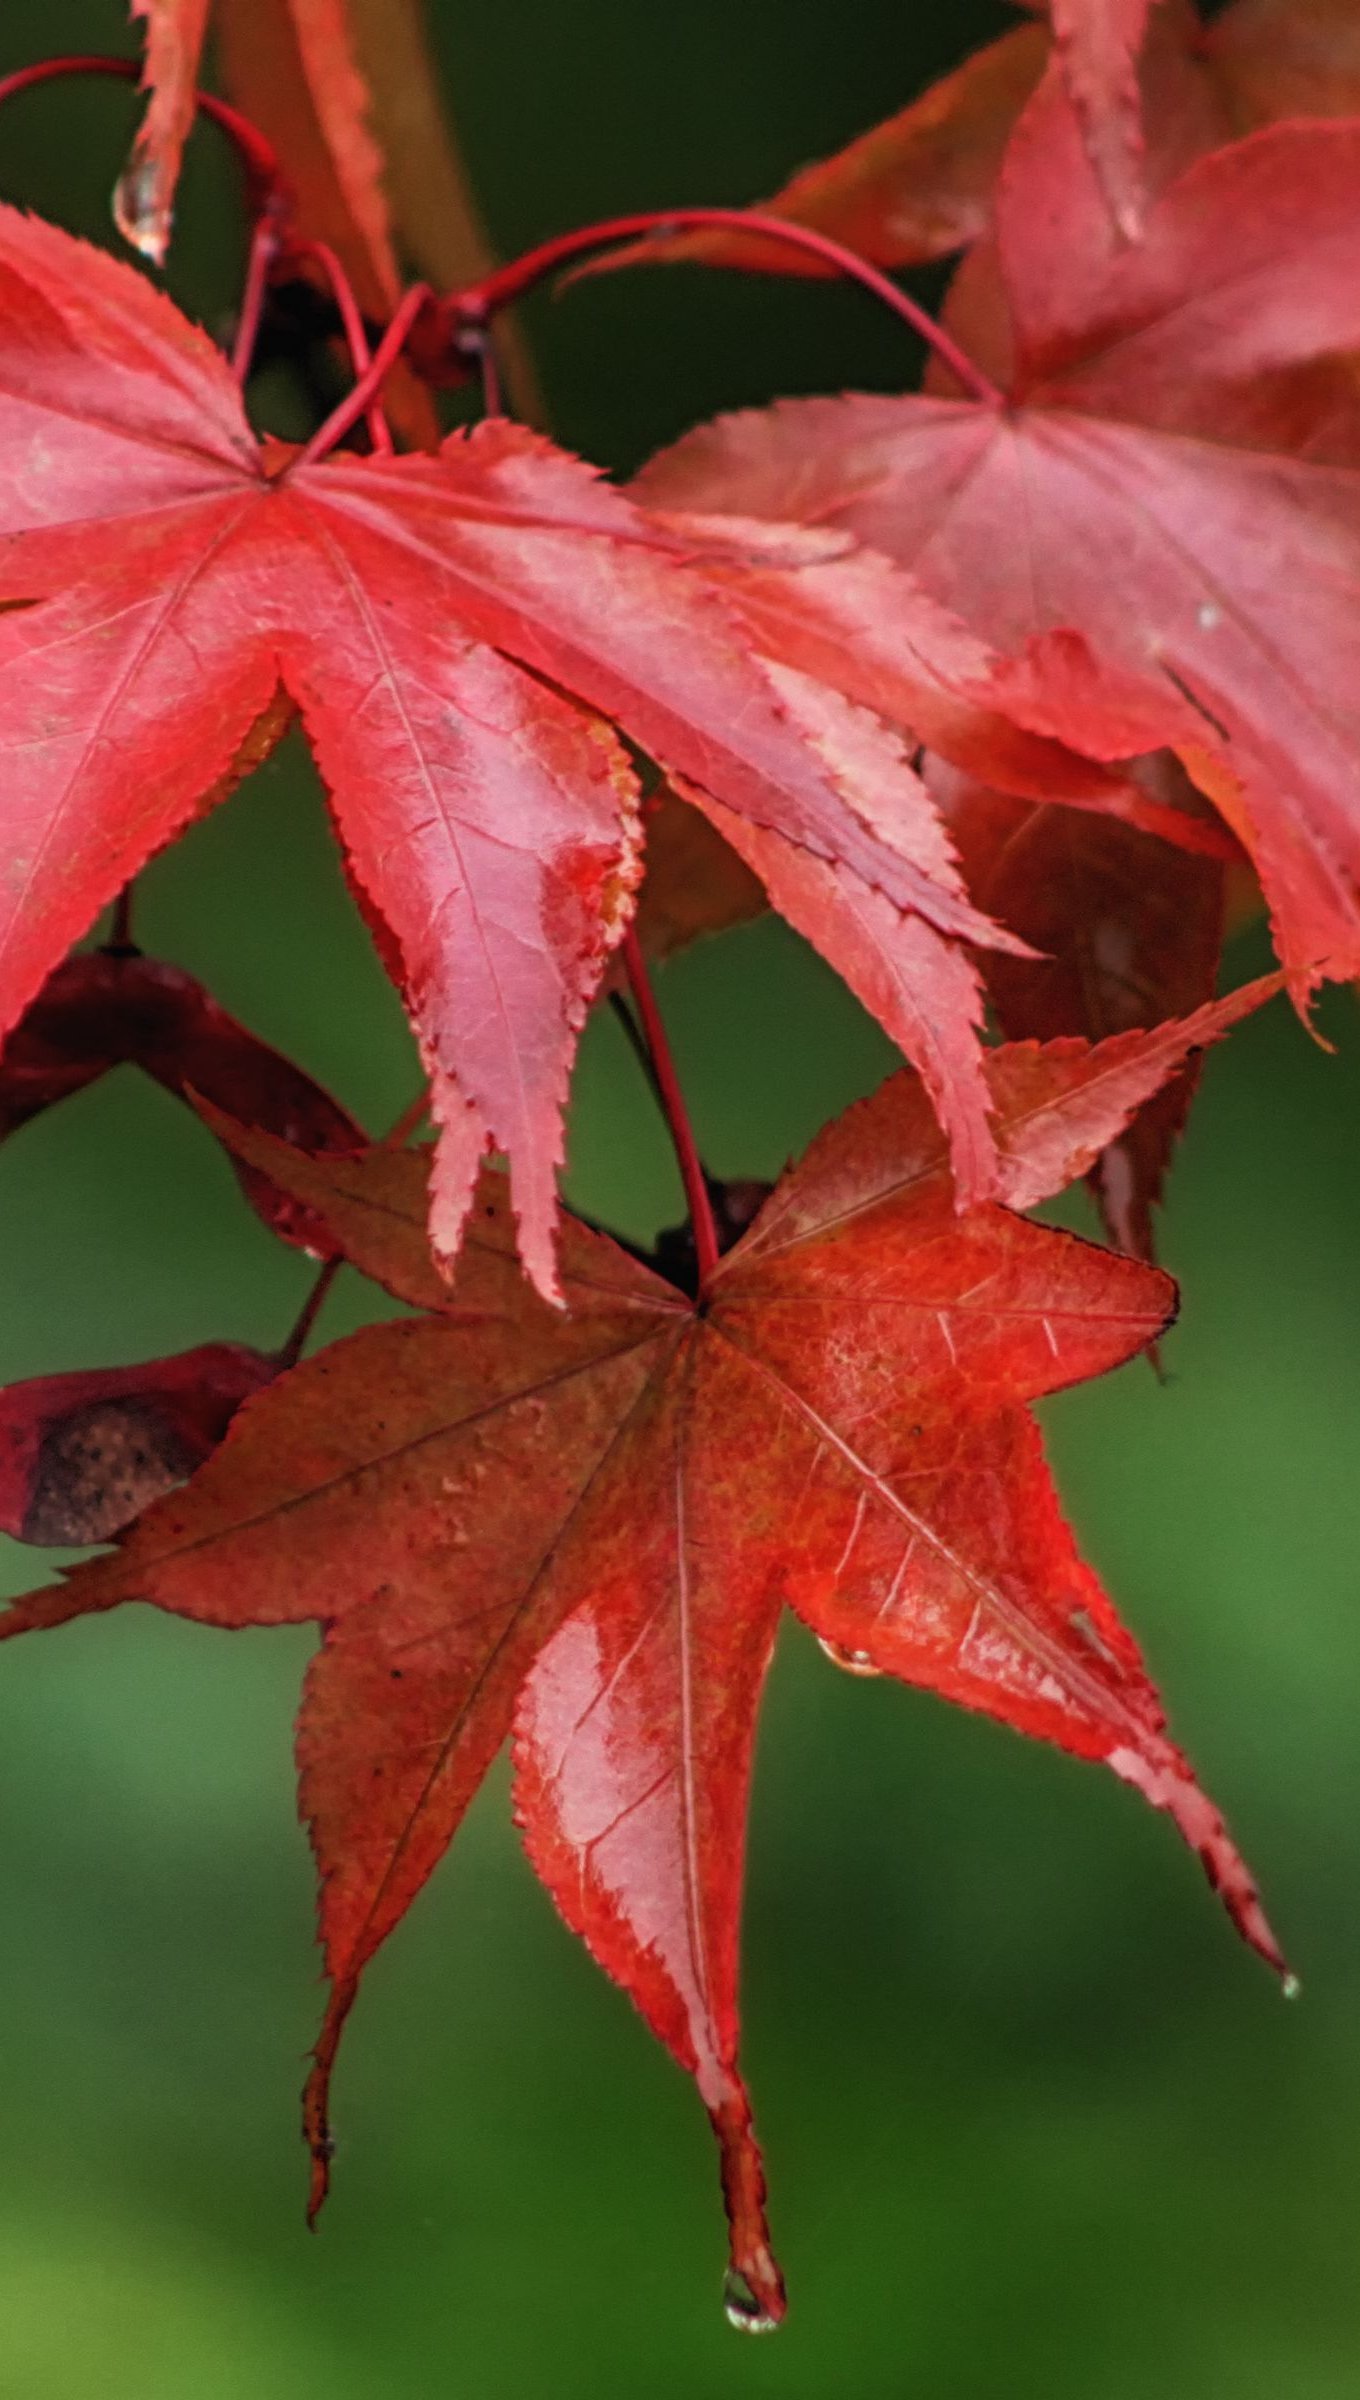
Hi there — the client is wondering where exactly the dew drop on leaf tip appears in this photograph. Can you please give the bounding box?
[722,2269,781,2335]
[112,159,168,265]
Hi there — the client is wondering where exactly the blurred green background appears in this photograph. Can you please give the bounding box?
[2,3,1360,2395]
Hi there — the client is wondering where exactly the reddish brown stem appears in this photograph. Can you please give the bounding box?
[109,884,136,952]
[0,54,289,222]
[445,209,1003,407]
[621,930,720,1291]
[277,1256,342,1370]
[292,282,433,470]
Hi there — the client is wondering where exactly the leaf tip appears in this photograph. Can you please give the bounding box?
[722,2265,784,2335]
[1108,1743,1289,1984]
[711,2086,786,2333]
[305,2143,333,2231]
[302,1978,355,2230]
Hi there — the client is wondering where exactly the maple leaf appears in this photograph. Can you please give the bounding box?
[588,21,1050,280]
[0,1343,276,1544]
[1046,0,1164,238]
[215,0,540,434]
[118,0,387,278]
[934,755,1227,1257]
[0,201,1134,1292]
[0,948,363,1252]
[116,0,212,263]
[621,512,1229,1166]
[610,0,1360,291]
[0,980,1286,2322]
[634,79,1360,1002]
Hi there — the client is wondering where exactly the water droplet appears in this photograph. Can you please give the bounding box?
[1281,1971,1301,2001]
[112,156,171,265]
[817,1636,881,1677]
[722,2269,780,2334]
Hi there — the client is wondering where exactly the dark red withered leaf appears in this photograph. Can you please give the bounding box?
[0,949,363,1253]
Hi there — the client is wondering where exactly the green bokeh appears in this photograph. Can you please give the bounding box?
[2,5,1360,2395]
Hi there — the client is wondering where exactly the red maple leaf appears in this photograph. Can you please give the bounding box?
[1,979,1287,2323]
[605,0,1360,286]
[0,198,1132,1293]
[118,0,212,262]
[1047,0,1163,236]
[635,76,1360,1001]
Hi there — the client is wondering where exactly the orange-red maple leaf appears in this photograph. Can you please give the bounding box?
[0,981,1286,2321]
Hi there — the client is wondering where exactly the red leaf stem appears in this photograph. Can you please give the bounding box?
[284,236,393,452]
[291,279,432,467]
[440,209,1004,407]
[231,213,284,386]
[277,1256,343,1369]
[621,927,720,1290]
[109,888,136,952]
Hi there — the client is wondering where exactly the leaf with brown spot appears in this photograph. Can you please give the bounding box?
[0,1343,276,1545]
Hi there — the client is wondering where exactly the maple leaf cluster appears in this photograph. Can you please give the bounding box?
[0,0,1349,2327]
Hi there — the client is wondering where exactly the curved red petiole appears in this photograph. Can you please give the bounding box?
[426,207,1004,408]
[292,282,434,470]
[283,237,395,453]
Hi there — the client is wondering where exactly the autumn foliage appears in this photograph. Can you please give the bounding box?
[0,0,1352,2329]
